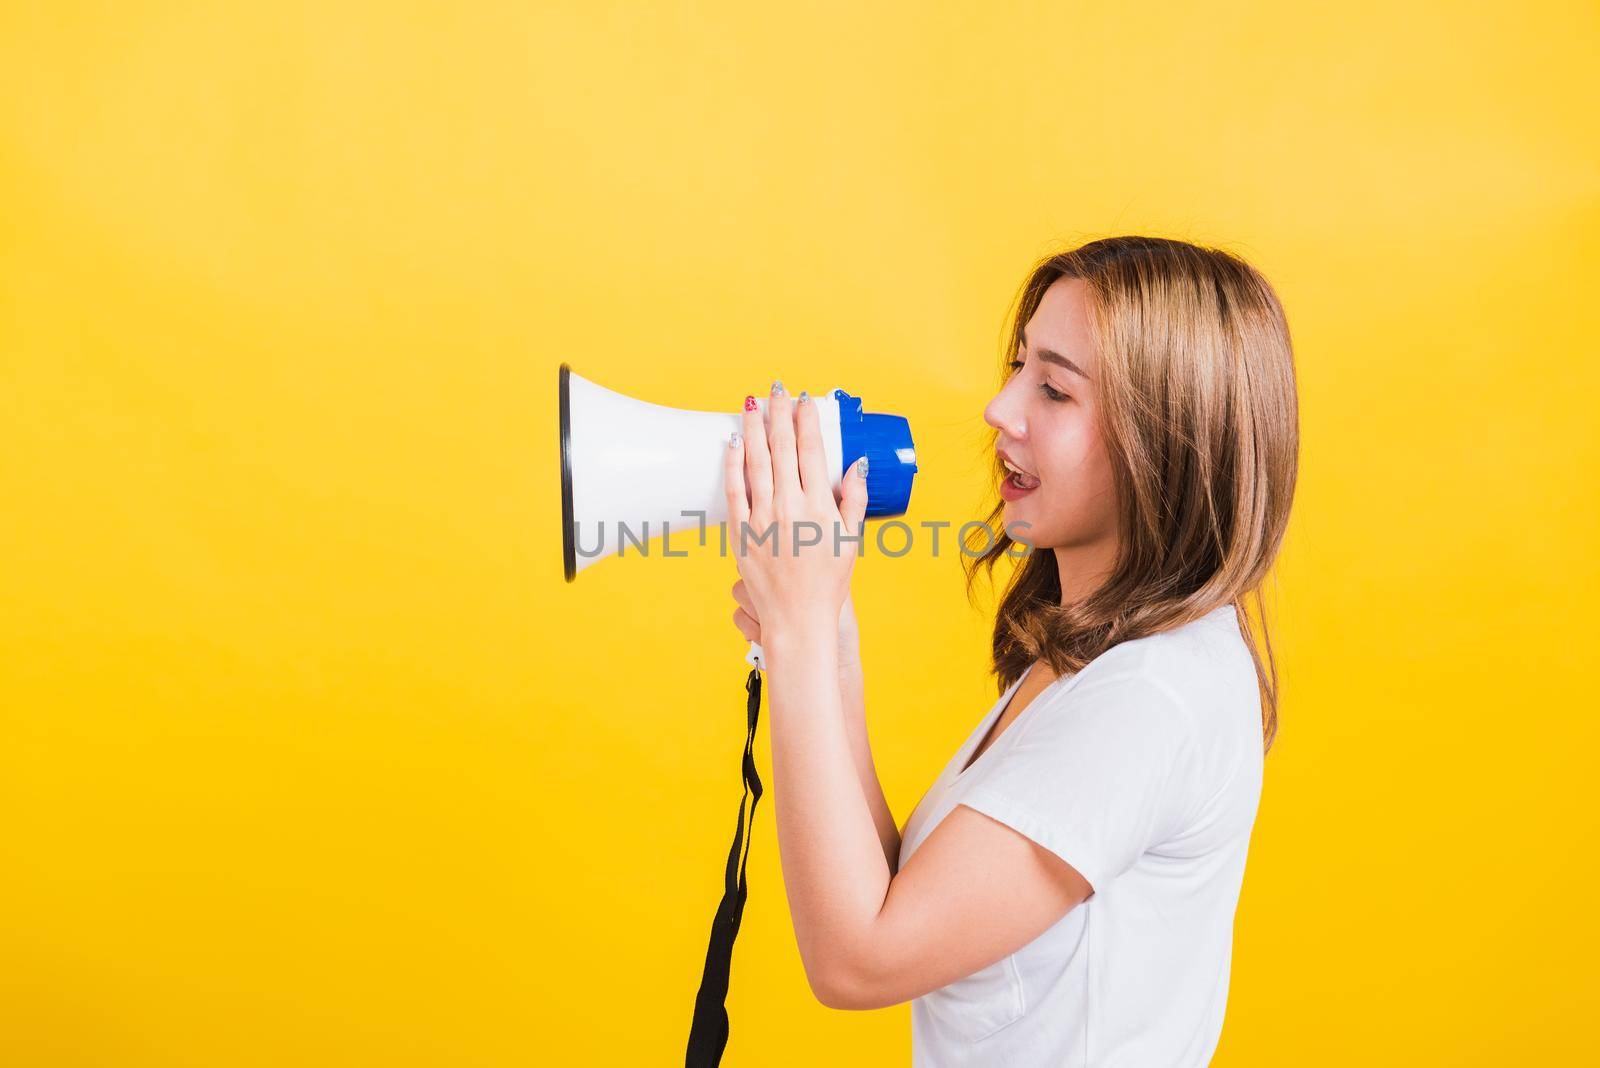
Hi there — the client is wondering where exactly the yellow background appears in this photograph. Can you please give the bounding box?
[3,2,1596,1064]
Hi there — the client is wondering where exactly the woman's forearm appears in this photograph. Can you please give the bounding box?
[765,613,894,997]
[837,649,902,874]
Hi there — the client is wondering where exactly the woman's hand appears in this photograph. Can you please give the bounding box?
[724,384,870,642]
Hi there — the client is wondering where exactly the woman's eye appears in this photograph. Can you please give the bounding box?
[1008,357,1068,401]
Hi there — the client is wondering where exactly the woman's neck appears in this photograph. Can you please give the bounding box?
[1053,538,1118,607]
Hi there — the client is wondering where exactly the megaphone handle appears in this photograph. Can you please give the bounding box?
[746,641,765,671]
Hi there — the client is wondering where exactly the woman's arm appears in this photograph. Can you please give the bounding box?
[762,613,897,997]
[734,582,901,874]
[834,602,902,874]
[763,615,1092,1011]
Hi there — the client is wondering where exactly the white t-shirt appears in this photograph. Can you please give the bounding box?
[898,603,1265,1066]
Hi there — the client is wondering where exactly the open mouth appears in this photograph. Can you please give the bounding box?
[1000,456,1041,492]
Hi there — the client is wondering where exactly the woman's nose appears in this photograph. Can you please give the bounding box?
[984,386,1025,440]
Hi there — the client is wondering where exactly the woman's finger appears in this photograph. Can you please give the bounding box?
[723,422,750,550]
[794,390,834,504]
[839,456,870,547]
[740,393,773,523]
[731,578,758,619]
[765,382,802,513]
[731,606,761,643]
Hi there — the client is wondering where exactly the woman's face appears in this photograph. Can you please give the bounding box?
[983,276,1119,555]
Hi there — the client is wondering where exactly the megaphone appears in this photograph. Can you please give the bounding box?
[558,362,918,1066]
[558,363,918,666]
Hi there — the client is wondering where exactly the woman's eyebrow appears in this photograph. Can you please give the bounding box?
[1021,329,1091,379]
[1037,349,1089,379]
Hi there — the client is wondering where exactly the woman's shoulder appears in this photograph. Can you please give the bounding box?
[1067,604,1258,721]
[1047,604,1264,820]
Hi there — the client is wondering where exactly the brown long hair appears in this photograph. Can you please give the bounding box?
[964,236,1299,753]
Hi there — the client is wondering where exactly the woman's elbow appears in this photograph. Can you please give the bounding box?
[809,959,898,1012]
[811,975,867,1011]
[803,957,853,1010]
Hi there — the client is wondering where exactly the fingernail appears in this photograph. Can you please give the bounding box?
[771,380,785,396]
[798,390,809,404]
[744,395,757,411]
[858,457,869,478]
[728,431,741,448]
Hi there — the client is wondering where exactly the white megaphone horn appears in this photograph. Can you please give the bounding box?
[559,364,918,669]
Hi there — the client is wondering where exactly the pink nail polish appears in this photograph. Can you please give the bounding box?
[744,395,757,412]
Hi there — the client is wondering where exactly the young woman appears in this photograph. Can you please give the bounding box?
[723,235,1298,1065]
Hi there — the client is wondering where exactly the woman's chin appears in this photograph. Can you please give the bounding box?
[1000,498,1029,535]
[1000,501,1051,552]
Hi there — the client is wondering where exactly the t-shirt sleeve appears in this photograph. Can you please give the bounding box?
[958,669,1201,894]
